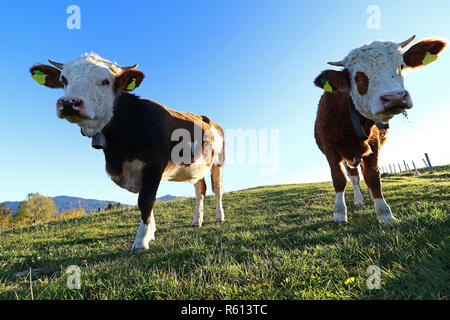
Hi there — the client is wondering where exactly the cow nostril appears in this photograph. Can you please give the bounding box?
[380,97,390,106]
[58,98,83,110]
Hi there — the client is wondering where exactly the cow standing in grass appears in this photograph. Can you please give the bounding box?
[313,35,447,224]
[30,54,225,253]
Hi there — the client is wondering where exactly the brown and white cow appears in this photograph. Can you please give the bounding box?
[30,54,225,252]
[314,36,447,224]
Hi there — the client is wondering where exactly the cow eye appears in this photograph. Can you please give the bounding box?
[401,64,405,70]
[101,79,110,86]
[61,76,68,86]
[354,74,359,82]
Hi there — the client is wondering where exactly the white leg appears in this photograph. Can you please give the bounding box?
[349,174,366,208]
[373,198,397,223]
[131,213,156,252]
[333,192,348,224]
[212,165,225,223]
[192,179,205,227]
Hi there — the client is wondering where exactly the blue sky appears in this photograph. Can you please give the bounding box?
[0,0,449,205]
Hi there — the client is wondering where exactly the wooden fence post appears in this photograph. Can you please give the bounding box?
[412,160,419,175]
[422,158,428,169]
[424,153,434,173]
[403,160,408,172]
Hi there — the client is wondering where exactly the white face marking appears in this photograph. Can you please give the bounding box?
[343,41,413,123]
[57,54,124,137]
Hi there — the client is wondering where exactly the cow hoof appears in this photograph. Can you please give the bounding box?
[215,219,225,224]
[131,247,148,255]
[354,201,366,209]
[378,215,398,223]
[191,223,202,229]
[332,211,348,225]
[333,220,348,227]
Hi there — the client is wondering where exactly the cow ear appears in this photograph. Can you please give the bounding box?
[314,69,350,93]
[29,64,63,88]
[403,39,447,68]
[114,69,145,93]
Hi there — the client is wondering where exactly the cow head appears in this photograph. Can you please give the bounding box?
[314,36,447,123]
[30,54,144,137]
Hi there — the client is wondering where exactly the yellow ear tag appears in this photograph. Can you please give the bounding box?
[422,52,437,65]
[32,70,46,85]
[320,78,333,92]
[126,78,136,90]
[323,81,333,92]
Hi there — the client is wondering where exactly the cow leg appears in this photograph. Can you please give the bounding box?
[211,163,225,223]
[327,157,348,224]
[132,164,164,253]
[361,145,396,223]
[192,178,206,227]
[344,163,366,208]
[132,211,156,251]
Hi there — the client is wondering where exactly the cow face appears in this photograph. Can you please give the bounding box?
[315,36,447,123]
[30,54,144,137]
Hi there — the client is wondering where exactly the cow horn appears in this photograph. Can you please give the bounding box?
[122,64,138,69]
[398,35,416,49]
[48,59,65,69]
[327,60,345,67]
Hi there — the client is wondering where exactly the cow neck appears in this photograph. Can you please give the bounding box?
[348,97,389,142]
[89,115,114,149]
[89,94,126,148]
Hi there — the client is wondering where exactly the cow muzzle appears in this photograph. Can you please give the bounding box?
[378,90,413,115]
[57,97,85,118]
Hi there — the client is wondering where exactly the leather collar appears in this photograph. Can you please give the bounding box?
[349,99,389,141]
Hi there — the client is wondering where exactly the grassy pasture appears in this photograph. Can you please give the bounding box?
[0,165,448,299]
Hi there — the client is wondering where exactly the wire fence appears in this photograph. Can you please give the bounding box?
[380,153,435,175]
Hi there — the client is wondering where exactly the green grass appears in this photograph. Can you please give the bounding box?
[0,165,449,300]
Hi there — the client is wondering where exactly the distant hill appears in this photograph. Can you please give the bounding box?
[3,196,126,214]
[157,194,183,202]
[2,194,181,214]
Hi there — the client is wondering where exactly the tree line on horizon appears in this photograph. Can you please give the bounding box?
[0,193,123,231]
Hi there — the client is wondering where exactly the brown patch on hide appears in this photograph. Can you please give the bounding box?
[355,72,368,95]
